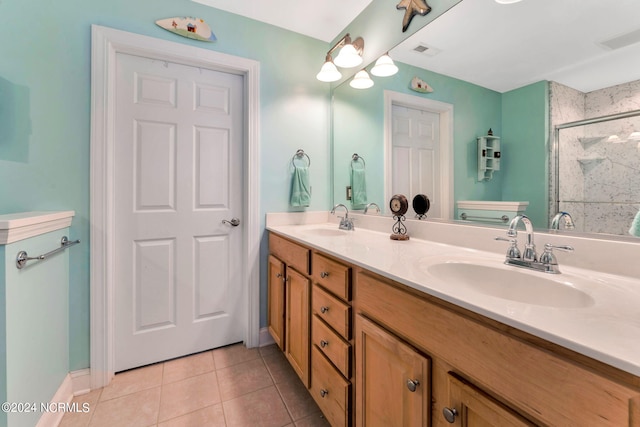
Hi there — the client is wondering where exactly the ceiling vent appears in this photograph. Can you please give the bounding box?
[599,27,640,50]
[412,43,441,57]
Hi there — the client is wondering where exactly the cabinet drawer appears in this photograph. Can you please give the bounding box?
[312,253,351,301]
[311,346,351,427]
[313,285,351,339]
[312,315,351,378]
[269,233,310,275]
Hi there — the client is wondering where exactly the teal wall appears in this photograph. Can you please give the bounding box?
[333,64,550,226]
[1,230,69,427]
[502,81,549,226]
[0,0,329,371]
[333,62,504,211]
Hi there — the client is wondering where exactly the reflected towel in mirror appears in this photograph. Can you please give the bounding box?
[629,210,640,237]
[290,165,311,207]
[350,166,367,209]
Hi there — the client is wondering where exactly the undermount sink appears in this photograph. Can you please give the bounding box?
[300,226,349,237]
[427,262,595,309]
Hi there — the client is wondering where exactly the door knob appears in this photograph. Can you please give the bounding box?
[222,218,240,226]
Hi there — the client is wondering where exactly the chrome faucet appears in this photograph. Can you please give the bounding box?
[496,214,574,274]
[551,211,575,231]
[364,202,380,215]
[331,204,354,230]
[507,215,537,262]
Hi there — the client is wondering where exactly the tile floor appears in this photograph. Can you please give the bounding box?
[60,344,330,427]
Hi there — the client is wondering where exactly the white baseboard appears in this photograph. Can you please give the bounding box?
[259,327,275,347]
[70,368,92,396]
[35,369,92,427]
[35,374,73,427]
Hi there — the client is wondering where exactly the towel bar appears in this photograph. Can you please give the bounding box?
[351,153,366,169]
[460,213,509,223]
[291,149,311,167]
[16,236,81,269]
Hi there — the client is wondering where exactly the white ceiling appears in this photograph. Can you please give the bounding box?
[191,0,372,42]
[194,0,640,93]
[391,0,640,93]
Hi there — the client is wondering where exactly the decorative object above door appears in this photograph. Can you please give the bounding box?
[156,17,217,42]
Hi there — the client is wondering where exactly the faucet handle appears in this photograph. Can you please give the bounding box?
[495,237,521,259]
[540,244,574,272]
[544,243,574,252]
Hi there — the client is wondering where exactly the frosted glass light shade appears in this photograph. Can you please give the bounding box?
[334,44,362,68]
[628,131,640,140]
[607,134,622,143]
[316,60,342,82]
[350,70,374,89]
[495,0,522,3]
[371,54,399,77]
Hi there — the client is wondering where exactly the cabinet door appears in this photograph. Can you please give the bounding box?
[444,374,534,427]
[267,255,286,350]
[355,315,431,427]
[286,267,311,387]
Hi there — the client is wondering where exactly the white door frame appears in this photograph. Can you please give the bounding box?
[383,90,454,219]
[90,25,260,389]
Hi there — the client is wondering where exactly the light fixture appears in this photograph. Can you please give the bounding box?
[371,53,399,77]
[495,0,523,3]
[607,135,622,143]
[628,131,640,141]
[316,54,342,82]
[333,34,364,68]
[350,69,374,89]
[316,33,364,81]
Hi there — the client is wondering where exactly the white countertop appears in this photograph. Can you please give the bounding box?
[267,220,640,377]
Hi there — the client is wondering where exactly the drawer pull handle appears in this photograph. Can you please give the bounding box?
[406,379,420,392]
[320,389,329,398]
[443,407,458,423]
[320,306,329,314]
[320,271,330,278]
[276,273,284,282]
[320,340,329,348]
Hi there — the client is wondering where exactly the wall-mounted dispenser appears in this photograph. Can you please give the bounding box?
[477,135,501,181]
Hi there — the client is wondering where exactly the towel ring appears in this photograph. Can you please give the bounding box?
[291,149,311,167]
[351,153,366,170]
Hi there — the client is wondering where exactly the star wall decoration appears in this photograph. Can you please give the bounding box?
[396,0,432,32]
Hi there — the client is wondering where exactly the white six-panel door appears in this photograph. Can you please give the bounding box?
[113,52,245,371]
[392,105,442,218]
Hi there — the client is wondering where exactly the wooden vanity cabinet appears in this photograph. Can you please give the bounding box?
[355,314,431,427]
[267,255,285,350]
[354,268,640,427]
[445,374,534,427]
[268,233,311,386]
[310,251,354,427]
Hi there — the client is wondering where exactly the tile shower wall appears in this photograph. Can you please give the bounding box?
[550,80,640,236]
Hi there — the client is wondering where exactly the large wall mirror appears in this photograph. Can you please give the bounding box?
[331,0,640,240]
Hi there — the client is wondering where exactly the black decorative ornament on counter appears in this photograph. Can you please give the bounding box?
[389,194,410,240]
[412,194,430,220]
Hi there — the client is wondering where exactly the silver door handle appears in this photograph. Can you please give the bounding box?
[222,218,240,227]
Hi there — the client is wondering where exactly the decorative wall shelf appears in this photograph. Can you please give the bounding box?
[477,135,501,181]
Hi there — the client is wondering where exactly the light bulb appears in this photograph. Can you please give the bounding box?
[334,43,363,68]
[350,69,374,89]
[316,60,342,82]
[371,54,399,77]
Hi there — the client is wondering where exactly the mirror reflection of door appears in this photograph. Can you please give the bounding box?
[391,105,441,218]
